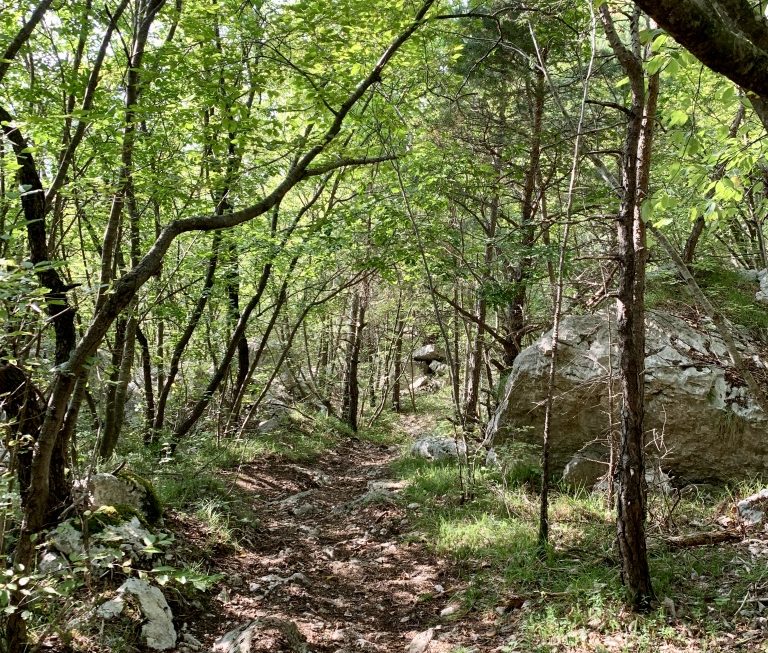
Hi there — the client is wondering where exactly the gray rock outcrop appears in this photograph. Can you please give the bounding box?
[487,311,768,483]
[413,344,445,363]
[411,436,467,462]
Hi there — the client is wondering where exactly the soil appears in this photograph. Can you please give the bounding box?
[167,435,495,653]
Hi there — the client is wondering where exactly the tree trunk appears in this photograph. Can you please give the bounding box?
[600,5,655,611]
[99,313,137,460]
[0,108,76,520]
[136,326,156,443]
[392,316,404,413]
[222,219,249,404]
[341,289,365,432]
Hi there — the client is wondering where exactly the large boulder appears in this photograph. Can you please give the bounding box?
[486,311,768,483]
[413,344,445,363]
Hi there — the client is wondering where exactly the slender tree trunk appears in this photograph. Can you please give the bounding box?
[451,286,462,421]
[464,180,499,426]
[224,234,250,402]
[600,6,655,611]
[99,312,137,460]
[341,289,365,432]
[533,17,594,548]
[153,233,221,434]
[136,326,156,441]
[392,315,404,413]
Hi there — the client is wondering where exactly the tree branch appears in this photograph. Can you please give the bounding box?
[0,0,54,85]
[632,0,768,101]
[303,154,396,177]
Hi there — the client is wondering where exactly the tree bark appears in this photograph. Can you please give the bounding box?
[392,315,405,413]
[600,5,655,612]
[341,289,365,432]
[632,0,768,112]
[136,326,156,442]
[224,234,250,401]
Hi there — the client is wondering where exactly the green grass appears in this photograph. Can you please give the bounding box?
[393,450,768,652]
[646,259,768,335]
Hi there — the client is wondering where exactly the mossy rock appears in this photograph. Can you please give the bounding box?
[117,470,163,525]
[85,504,146,533]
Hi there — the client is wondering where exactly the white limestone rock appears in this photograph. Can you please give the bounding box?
[738,489,768,526]
[412,344,445,363]
[411,436,466,462]
[429,361,450,375]
[487,310,768,483]
[119,578,176,651]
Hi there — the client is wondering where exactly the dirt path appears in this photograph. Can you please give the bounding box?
[170,436,495,653]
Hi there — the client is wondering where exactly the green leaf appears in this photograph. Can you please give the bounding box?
[667,110,689,127]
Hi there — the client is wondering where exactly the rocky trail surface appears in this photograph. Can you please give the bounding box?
[168,435,497,653]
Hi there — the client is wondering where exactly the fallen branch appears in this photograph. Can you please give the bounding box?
[661,530,742,549]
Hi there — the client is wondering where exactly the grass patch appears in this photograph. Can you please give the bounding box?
[111,416,353,550]
[647,259,768,335]
[394,450,768,652]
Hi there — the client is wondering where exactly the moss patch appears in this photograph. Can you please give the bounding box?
[84,504,146,533]
[116,470,163,525]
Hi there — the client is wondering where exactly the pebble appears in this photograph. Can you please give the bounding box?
[440,603,461,617]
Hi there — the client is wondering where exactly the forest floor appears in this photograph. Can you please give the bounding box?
[150,399,768,653]
[167,415,497,653]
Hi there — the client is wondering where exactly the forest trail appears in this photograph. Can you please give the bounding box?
[173,419,495,653]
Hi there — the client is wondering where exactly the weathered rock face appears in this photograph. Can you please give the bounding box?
[413,344,445,363]
[411,436,466,462]
[76,472,162,524]
[102,578,177,651]
[487,311,768,483]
